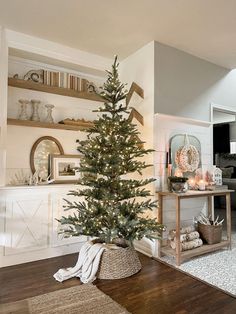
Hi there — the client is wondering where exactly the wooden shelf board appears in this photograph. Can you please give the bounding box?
[161,240,230,261]
[7,118,93,131]
[8,78,103,102]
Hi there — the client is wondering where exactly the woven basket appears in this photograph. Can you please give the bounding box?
[97,246,142,280]
[198,222,222,245]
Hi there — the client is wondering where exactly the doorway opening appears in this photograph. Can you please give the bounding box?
[211,104,236,215]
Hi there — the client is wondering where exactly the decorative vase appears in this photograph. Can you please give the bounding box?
[170,182,186,193]
[44,104,55,123]
[18,99,29,120]
[31,99,41,121]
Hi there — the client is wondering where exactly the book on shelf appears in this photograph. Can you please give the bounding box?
[41,70,94,92]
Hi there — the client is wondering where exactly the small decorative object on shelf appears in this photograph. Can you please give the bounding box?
[196,213,224,244]
[168,176,188,193]
[9,169,30,186]
[212,166,222,186]
[205,170,213,185]
[59,118,94,127]
[31,99,41,121]
[18,99,29,120]
[44,104,55,123]
[87,81,97,93]
[24,69,44,83]
[28,171,55,186]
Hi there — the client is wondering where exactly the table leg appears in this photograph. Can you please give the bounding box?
[176,197,181,266]
[226,193,231,250]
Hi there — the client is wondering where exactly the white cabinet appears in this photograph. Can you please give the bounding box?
[5,191,49,256]
[0,185,87,267]
[51,190,87,247]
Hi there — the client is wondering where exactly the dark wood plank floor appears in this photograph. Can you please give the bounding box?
[0,253,235,314]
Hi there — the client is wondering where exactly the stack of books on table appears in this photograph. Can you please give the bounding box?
[207,185,228,191]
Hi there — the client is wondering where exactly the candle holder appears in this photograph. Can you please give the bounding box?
[44,104,55,123]
[198,180,206,191]
[31,99,41,122]
[188,178,196,190]
[18,99,29,120]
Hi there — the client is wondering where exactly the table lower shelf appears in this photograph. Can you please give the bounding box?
[161,240,230,262]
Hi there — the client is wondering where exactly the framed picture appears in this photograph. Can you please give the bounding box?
[50,154,81,183]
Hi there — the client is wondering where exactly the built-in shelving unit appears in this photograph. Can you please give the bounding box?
[8,78,103,102]
[7,118,94,131]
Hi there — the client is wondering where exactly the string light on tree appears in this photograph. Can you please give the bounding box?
[58,56,165,246]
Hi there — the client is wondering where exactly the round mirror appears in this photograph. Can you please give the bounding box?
[30,136,64,179]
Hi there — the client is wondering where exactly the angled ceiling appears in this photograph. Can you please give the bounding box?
[0,0,236,69]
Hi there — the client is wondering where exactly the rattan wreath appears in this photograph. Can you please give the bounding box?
[175,144,200,172]
[97,246,142,279]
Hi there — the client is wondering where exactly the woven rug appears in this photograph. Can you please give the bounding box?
[0,284,130,314]
[160,232,236,297]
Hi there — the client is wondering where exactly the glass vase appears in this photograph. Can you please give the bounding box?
[44,104,55,123]
[18,99,29,120]
[31,99,41,122]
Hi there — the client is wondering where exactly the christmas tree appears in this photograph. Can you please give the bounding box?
[58,57,165,246]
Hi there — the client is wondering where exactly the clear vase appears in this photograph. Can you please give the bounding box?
[18,99,29,120]
[31,99,41,122]
[44,104,54,123]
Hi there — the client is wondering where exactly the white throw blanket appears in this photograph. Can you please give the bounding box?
[53,241,119,284]
[53,241,105,283]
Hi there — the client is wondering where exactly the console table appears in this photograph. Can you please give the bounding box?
[157,189,233,266]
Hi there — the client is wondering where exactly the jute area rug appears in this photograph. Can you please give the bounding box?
[0,284,130,314]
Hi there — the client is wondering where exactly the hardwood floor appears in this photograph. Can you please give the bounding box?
[0,253,235,314]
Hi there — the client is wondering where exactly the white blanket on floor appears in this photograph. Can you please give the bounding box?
[53,241,106,284]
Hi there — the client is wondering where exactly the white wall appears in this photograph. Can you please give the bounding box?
[120,42,156,256]
[154,42,236,122]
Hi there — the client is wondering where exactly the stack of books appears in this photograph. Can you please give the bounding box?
[43,70,89,91]
[207,184,228,191]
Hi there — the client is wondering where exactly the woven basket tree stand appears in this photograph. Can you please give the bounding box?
[97,246,142,280]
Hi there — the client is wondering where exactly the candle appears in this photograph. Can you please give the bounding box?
[165,152,169,169]
[188,178,195,189]
[174,168,183,177]
[198,180,206,191]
